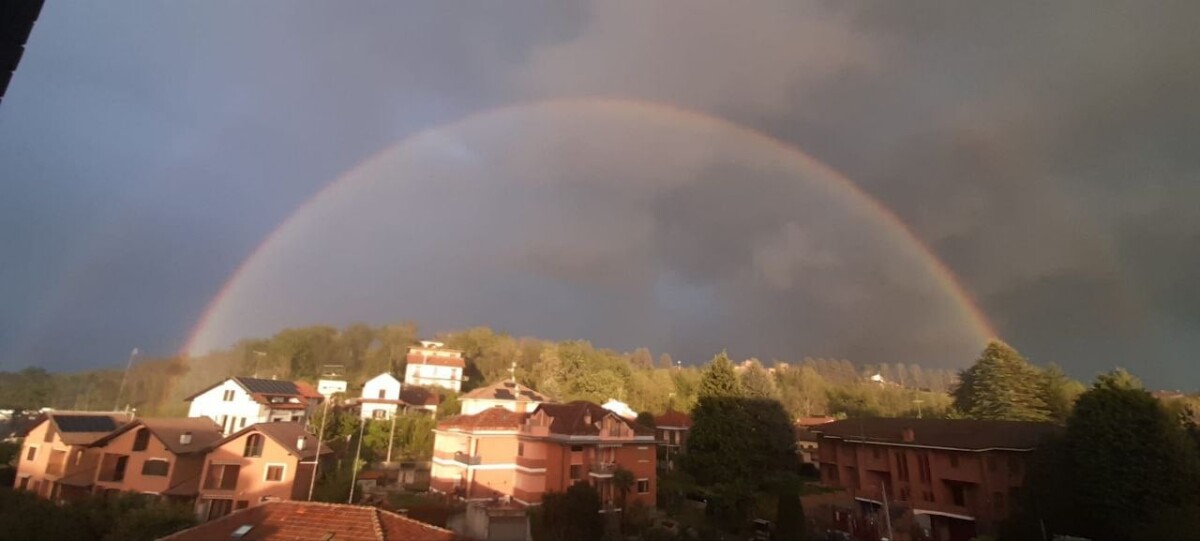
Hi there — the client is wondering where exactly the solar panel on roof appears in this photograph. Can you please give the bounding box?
[54,415,119,433]
[237,377,300,395]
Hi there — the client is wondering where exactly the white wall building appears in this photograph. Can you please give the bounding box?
[404,341,466,393]
[358,373,403,420]
[185,377,322,435]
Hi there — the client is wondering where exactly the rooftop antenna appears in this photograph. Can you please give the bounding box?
[113,348,139,411]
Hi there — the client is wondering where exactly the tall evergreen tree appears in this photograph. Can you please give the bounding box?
[698,351,742,399]
[953,341,1050,421]
[1009,369,1200,541]
[1039,363,1085,423]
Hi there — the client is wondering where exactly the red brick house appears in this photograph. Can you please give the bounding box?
[161,500,455,541]
[813,418,1060,541]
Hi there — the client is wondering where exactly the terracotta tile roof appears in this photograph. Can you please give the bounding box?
[462,381,550,402]
[654,409,692,429]
[160,501,456,541]
[812,418,1062,451]
[212,422,331,460]
[533,401,653,437]
[90,417,223,454]
[399,387,441,407]
[406,353,465,368]
[438,408,528,431]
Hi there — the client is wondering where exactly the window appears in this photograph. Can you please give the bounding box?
[899,487,910,501]
[235,500,249,510]
[569,464,583,480]
[571,445,583,453]
[17,476,29,490]
[896,451,909,481]
[206,499,233,520]
[950,484,966,507]
[637,479,650,494]
[113,456,129,482]
[223,390,235,401]
[993,491,1005,511]
[220,415,230,433]
[949,454,960,468]
[872,447,881,459]
[243,434,264,458]
[518,442,524,457]
[142,459,169,476]
[25,446,36,461]
[239,417,247,429]
[133,428,151,452]
[922,490,935,502]
[264,465,285,482]
[918,452,932,482]
[378,389,387,399]
[824,464,840,483]
[372,409,387,420]
[203,464,241,490]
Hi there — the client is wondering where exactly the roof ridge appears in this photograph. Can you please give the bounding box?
[369,506,385,541]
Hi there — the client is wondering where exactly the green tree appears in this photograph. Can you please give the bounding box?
[740,359,780,400]
[953,341,1050,421]
[613,467,636,530]
[536,483,604,541]
[1010,369,1200,541]
[698,351,741,399]
[103,500,196,541]
[658,353,674,370]
[630,348,654,370]
[773,473,806,541]
[635,411,657,430]
[1040,363,1085,423]
[685,397,796,487]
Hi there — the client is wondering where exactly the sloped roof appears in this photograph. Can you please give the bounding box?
[184,377,323,404]
[438,408,528,432]
[406,352,465,368]
[213,422,331,459]
[36,411,133,446]
[160,501,456,541]
[654,409,692,429]
[533,401,654,437]
[812,418,1062,451]
[463,380,549,402]
[90,417,223,454]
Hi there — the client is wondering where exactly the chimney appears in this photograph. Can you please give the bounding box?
[180,432,193,446]
[297,436,307,451]
[901,427,915,443]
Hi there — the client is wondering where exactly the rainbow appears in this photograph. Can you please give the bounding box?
[183,97,996,356]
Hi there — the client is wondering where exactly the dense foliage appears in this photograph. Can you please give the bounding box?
[533,483,605,541]
[1005,369,1200,541]
[952,341,1051,421]
[0,490,196,541]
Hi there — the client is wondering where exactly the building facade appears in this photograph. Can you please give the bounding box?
[653,409,691,471]
[195,422,330,521]
[12,411,132,502]
[404,341,465,393]
[185,377,323,435]
[813,418,1060,541]
[431,407,528,500]
[358,373,404,420]
[460,380,549,416]
[89,417,224,503]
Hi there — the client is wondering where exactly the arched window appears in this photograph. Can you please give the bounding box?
[132,428,151,452]
[243,434,264,458]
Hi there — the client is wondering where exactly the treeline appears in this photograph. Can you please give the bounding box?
[1,321,963,420]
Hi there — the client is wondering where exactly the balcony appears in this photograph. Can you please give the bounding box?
[516,456,546,470]
[589,461,617,477]
[454,452,482,466]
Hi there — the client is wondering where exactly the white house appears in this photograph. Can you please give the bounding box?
[460,380,550,416]
[404,341,466,393]
[358,373,403,420]
[185,377,323,435]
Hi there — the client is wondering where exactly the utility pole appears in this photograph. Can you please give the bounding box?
[881,480,894,541]
[386,411,397,463]
[913,399,924,419]
[113,348,139,411]
[348,418,367,504]
[307,398,331,501]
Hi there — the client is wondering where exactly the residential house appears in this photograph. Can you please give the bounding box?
[185,377,324,435]
[195,422,331,521]
[460,380,549,416]
[405,341,465,393]
[813,418,1060,541]
[794,416,837,466]
[653,409,691,471]
[432,407,527,501]
[89,417,224,503]
[161,500,456,541]
[12,411,132,502]
[514,401,657,510]
[358,373,404,420]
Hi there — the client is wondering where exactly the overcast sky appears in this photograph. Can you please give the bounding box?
[2,2,1198,389]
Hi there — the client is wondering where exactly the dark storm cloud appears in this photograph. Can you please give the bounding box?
[3,1,1200,387]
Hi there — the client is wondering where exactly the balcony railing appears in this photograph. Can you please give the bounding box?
[454,452,482,466]
[516,456,546,469]
[589,461,617,477]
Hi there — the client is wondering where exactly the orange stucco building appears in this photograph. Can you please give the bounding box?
[195,422,331,520]
[90,417,224,503]
[12,411,133,502]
